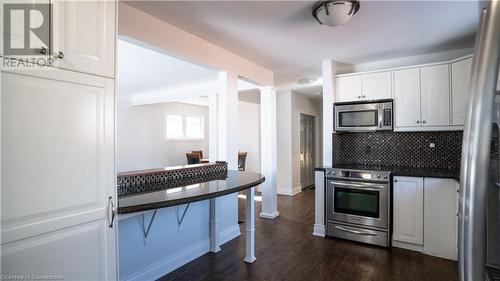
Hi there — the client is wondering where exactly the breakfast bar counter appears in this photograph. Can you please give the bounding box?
[116,165,264,264]
[118,171,265,214]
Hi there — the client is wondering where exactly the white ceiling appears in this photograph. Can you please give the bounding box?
[126,0,481,89]
[117,38,218,98]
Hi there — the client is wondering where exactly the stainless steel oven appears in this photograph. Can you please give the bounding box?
[334,99,393,132]
[325,168,391,247]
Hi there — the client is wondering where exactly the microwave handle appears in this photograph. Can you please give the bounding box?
[378,109,384,128]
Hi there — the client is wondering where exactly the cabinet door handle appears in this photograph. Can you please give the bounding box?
[422,120,426,124]
[55,51,64,59]
[394,179,398,182]
[39,47,47,55]
[416,120,420,124]
[107,196,116,228]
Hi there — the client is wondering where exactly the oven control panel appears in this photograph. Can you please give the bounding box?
[325,168,391,183]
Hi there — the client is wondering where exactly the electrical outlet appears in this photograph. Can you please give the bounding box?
[429,143,436,148]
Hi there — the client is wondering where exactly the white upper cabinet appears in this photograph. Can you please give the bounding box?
[1,0,52,61]
[52,0,116,78]
[394,68,421,127]
[362,71,392,100]
[335,72,391,102]
[451,58,473,125]
[420,64,451,126]
[335,75,362,102]
[393,176,424,245]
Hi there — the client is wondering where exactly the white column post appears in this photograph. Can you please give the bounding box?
[209,71,238,251]
[209,198,220,253]
[259,86,279,219]
[244,187,256,263]
[312,60,336,237]
[217,71,239,169]
[322,60,335,166]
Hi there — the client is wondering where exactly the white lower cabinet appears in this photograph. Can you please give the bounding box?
[423,178,459,260]
[393,176,424,245]
[1,68,117,279]
[392,176,459,260]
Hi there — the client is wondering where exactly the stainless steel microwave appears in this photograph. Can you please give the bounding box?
[334,99,393,132]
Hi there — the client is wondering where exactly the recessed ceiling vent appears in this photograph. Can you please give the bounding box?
[312,0,360,27]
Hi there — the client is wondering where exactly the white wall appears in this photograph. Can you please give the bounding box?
[117,99,209,172]
[276,91,322,195]
[238,99,261,173]
[276,91,293,195]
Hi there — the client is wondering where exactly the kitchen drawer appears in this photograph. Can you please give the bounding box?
[326,222,389,247]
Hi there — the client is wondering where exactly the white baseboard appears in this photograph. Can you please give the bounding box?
[123,225,241,281]
[277,186,302,196]
[292,185,302,195]
[259,211,280,219]
[219,224,241,244]
[312,224,325,237]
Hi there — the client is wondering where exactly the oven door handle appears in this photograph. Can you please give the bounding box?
[334,225,378,236]
[330,181,385,191]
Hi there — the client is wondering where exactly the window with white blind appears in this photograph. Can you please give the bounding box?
[165,114,204,140]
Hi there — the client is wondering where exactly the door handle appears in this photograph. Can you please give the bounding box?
[331,181,385,190]
[107,196,116,228]
[334,225,378,236]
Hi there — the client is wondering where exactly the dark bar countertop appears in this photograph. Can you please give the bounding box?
[118,170,265,214]
[315,164,460,180]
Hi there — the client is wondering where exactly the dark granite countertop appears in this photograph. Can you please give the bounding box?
[316,164,460,181]
[118,170,265,214]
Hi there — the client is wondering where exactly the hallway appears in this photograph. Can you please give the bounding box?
[159,189,457,281]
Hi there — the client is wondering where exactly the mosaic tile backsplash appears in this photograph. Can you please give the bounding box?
[332,131,463,170]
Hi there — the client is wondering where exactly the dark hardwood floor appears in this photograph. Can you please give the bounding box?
[159,189,458,281]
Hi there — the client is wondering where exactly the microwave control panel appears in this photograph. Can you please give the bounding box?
[383,109,392,126]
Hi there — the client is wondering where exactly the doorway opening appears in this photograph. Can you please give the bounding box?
[300,113,315,190]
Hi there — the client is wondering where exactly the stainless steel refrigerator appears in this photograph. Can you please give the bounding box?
[459,1,500,281]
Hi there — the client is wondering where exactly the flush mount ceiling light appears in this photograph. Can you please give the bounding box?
[297,78,317,85]
[312,0,360,27]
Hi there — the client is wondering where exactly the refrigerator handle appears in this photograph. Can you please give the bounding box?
[459,2,500,281]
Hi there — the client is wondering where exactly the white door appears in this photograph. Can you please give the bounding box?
[1,69,117,280]
[424,178,459,260]
[362,71,392,100]
[420,64,451,126]
[451,58,473,125]
[393,68,421,127]
[393,176,424,245]
[52,0,115,78]
[335,75,362,102]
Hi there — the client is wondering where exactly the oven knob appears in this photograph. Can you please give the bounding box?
[384,174,388,179]
[377,174,381,178]
[332,171,336,176]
